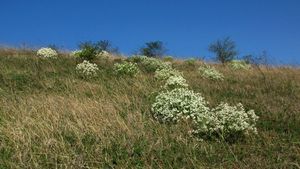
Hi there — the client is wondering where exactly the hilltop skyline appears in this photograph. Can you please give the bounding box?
[1,0,300,65]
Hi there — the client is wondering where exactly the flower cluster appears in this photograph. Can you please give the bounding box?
[229,60,251,70]
[113,62,139,77]
[37,48,58,58]
[76,60,99,78]
[96,50,110,58]
[192,103,258,141]
[198,65,224,80]
[152,88,259,141]
[140,56,172,72]
[164,75,188,89]
[154,67,182,81]
[151,88,210,123]
[185,58,197,66]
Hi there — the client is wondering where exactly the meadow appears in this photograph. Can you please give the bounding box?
[0,48,299,168]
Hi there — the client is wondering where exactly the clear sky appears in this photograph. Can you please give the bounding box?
[1,0,300,65]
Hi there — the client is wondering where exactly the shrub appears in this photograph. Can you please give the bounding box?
[151,88,210,123]
[140,57,171,72]
[228,60,251,70]
[78,43,98,61]
[192,103,258,141]
[164,75,188,89]
[126,55,145,63]
[96,50,110,58]
[209,37,237,63]
[76,60,99,78]
[163,56,174,62]
[113,62,139,77]
[71,50,82,57]
[37,48,58,58]
[151,87,259,142]
[139,41,166,58]
[198,65,224,80]
[154,67,181,81]
[184,58,197,66]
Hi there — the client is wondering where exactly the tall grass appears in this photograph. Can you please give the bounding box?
[0,48,299,168]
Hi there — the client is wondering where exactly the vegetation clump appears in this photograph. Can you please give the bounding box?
[76,60,99,78]
[154,67,182,81]
[37,47,58,58]
[140,41,166,58]
[140,56,171,72]
[209,37,237,63]
[193,103,258,141]
[198,64,224,80]
[229,60,251,70]
[151,88,210,123]
[164,75,189,89]
[113,62,139,77]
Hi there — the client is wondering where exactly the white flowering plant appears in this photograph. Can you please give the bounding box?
[37,48,58,58]
[164,75,188,89]
[113,62,139,77]
[151,85,259,142]
[96,50,110,58]
[140,57,172,72]
[154,67,182,81]
[192,103,258,142]
[229,60,251,70]
[151,88,210,123]
[198,65,224,80]
[76,60,99,78]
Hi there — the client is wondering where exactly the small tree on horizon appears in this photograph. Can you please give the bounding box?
[209,37,237,63]
[96,40,119,54]
[140,41,166,58]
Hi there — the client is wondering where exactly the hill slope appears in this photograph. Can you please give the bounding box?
[0,49,300,168]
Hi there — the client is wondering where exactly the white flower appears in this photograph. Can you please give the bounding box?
[76,60,99,78]
[198,65,224,80]
[164,75,188,89]
[192,102,259,139]
[113,62,139,77]
[96,50,110,58]
[151,88,210,123]
[229,60,251,70]
[151,86,259,141]
[154,67,182,81]
[37,48,58,58]
[140,56,172,72]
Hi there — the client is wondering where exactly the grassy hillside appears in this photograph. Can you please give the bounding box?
[0,48,300,168]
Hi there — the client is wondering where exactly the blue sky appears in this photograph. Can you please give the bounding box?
[1,0,300,65]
